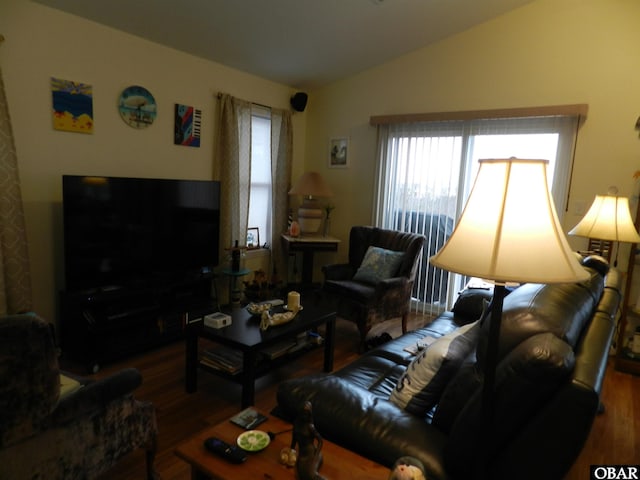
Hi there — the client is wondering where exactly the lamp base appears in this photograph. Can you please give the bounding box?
[298,198,323,234]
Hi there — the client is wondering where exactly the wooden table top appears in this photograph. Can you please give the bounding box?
[175,411,389,480]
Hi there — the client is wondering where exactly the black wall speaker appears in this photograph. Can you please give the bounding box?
[290,92,308,112]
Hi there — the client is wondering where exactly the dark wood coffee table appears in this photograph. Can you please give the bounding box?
[184,296,335,408]
[175,411,389,480]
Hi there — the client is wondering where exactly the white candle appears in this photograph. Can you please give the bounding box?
[287,291,300,311]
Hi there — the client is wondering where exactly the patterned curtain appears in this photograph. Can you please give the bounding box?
[269,108,292,283]
[0,65,32,314]
[214,94,292,280]
[214,94,252,261]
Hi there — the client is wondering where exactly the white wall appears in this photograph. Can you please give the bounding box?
[304,0,640,275]
[3,0,640,323]
[0,0,305,324]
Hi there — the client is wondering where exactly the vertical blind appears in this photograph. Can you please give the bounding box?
[373,110,583,316]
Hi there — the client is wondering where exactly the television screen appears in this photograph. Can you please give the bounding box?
[62,175,221,292]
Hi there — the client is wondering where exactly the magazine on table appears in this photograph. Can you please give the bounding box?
[230,407,268,430]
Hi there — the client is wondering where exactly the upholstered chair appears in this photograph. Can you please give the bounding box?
[0,313,158,479]
[322,226,425,348]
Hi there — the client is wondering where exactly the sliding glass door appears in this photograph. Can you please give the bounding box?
[375,115,579,315]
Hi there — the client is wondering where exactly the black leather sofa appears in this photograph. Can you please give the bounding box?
[276,256,621,480]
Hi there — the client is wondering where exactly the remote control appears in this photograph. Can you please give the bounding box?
[203,437,247,464]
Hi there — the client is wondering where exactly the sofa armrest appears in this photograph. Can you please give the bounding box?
[443,333,575,479]
[374,276,407,292]
[451,288,493,323]
[322,263,355,281]
[50,368,143,425]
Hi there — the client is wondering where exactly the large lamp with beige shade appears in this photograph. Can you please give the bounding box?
[430,158,589,478]
[288,172,333,234]
[568,187,640,267]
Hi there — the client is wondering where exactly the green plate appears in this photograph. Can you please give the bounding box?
[237,430,270,452]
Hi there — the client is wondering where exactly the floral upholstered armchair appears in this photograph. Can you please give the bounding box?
[0,313,157,479]
[322,226,425,349]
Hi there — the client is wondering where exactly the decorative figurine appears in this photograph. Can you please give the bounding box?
[259,309,297,331]
[291,401,326,480]
[388,456,427,480]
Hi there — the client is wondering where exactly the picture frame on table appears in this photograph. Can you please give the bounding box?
[329,137,348,168]
[246,227,260,249]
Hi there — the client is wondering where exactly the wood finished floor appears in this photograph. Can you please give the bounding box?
[62,314,640,480]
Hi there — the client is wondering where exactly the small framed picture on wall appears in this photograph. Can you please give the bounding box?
[329,137,349,168]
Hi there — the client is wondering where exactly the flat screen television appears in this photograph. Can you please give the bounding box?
[62,175,221,293]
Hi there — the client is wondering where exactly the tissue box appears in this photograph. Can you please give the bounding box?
[204,312,232,329]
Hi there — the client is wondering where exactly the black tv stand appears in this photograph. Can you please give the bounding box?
[60,275,217,373]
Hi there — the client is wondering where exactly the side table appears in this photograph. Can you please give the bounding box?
[175,410,389,480]
[220,268,251,305]
[281,234,340,289]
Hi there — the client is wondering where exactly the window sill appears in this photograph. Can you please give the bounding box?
[245,247,270,259]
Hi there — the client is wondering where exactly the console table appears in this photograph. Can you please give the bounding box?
[60,276,216,373]
[281,234,340,288]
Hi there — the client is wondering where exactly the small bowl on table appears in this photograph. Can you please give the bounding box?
[246,302,272,316]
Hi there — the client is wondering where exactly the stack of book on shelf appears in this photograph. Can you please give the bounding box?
[280,331,324,356]
[258,331,325,361]
[260,339,297,360]
[200,346,243,374]
[230,407,268,430]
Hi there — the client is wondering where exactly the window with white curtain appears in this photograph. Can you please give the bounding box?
[248,106,272,248]
[374,111,582,315]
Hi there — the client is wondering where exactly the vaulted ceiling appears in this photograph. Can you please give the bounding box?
[35,0,536,90]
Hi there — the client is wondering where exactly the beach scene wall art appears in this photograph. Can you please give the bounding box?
[51,77,94,134]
